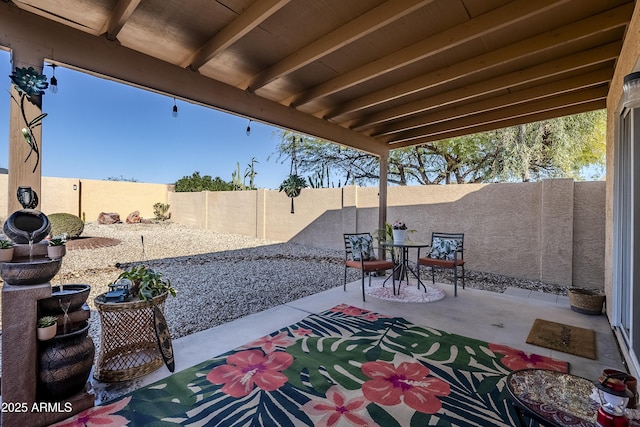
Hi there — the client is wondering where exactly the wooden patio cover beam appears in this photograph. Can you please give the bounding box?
[386,88,608,146]
[285,0,573,109]
[0,2,388,157]
[352,41,621,132]
[183,0,291,71]
[243,0,434,92]
[101,0,141,41]
[324,3,632,123]
[374,67,613,137]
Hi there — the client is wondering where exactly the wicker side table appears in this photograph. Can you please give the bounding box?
[93,292,167,382]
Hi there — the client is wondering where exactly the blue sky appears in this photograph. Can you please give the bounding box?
[0,50,292,189]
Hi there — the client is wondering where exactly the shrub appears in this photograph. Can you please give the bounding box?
[48,213,84,239]
[153,202,171,221]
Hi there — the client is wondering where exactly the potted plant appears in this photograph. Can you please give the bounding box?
[0,239,15,262]
[47,235,67,259]
[37,315,57,341]
[114,265,177,301]
[279,174,307,198]
[392,221,408,243]
[279,174,307,213]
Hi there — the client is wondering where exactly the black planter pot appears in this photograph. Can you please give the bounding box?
[38,322,95,400]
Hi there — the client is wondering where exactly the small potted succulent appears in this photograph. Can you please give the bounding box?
[0,238,15,262]
[37,315,58,341]
[47,234,67,260]
[114,265,177,302]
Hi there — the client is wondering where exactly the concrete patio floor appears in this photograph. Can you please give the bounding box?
[92,280,626,404]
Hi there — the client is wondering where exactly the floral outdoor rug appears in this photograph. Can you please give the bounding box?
[54,304,568,427]
[365,277,446,303]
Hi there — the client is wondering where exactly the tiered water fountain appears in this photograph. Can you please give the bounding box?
[1,190,95,427]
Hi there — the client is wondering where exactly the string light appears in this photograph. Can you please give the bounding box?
[172,98,178,118]
[246,119,251,136]
[48,64,58,94]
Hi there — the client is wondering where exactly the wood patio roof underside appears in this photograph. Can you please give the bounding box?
[0,0,635,156]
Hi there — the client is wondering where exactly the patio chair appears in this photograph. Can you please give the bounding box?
[344,233,395,301]
[416,232,465,296]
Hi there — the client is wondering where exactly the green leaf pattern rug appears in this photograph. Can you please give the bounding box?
[54,304,567,426]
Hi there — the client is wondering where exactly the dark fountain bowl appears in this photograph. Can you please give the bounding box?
[39,284,91,313]
[0,258,62,286]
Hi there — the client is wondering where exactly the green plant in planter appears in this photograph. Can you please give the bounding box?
[0,239,14,249]
[115,265,177,301]
[37,315,57,328]
[278,174,307,198]
[374,222,416,242]
[374,222,394,244]
[48,235,67,246]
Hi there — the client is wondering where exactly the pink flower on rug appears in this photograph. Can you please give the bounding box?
[244,331,296,353]
[292,327,313,336]
[302,385,380,427]
[361,312,391,321]
[207,349,293,397]
[489,343,568,372]
[331,304,368,316]
[50,396,131,427]
[362,361,450,414]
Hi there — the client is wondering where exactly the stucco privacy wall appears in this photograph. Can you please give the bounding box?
[0,175,603,288]
[0,176,169,222]
[168,179,605,288]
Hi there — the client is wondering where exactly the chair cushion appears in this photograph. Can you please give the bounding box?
[348,234,375,261]
[346,259,394,271]
[429,237,459,260]
[418,257,464,268]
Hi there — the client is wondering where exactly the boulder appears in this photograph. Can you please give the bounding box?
[126,211,141,224]
[97,212,121,224]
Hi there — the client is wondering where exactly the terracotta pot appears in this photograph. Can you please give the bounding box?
[47,245,66,260]
[37,324,57,341]
[0,247,14,262]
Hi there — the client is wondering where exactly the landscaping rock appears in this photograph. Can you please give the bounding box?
[97,212,120,224]
[126,211,141,224]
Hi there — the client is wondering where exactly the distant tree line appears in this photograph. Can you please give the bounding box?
[174,110,605,192]
[275,110,606,186]
[174,158,259,192]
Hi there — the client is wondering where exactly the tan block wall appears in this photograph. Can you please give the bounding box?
[169,180,604,288]
[1,177,169,223]
[168,191,208,229]
[1,175,604,288]
[0,174,7,222]
[208,190,258,237]
[573,181,606,288]
[78,179,169,222]
[40,177,81,217]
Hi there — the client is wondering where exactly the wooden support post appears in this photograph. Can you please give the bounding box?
[7,53,44,213]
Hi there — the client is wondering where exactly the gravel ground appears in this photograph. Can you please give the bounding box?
[0,221,569,373]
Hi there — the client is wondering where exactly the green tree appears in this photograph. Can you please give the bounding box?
[174,172,233,192]
[106,175,139,182]
[275,110,606,185]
